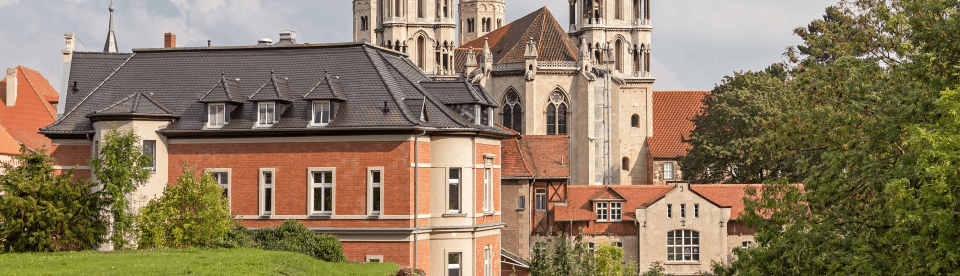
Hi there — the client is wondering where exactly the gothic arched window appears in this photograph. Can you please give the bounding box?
[395,0,402,17]
[631,114,640,127]
[615,40,623,72]
[546,91,568,135]
[502,89,522,133]
[417,36,426,68]
[616,0,623,19]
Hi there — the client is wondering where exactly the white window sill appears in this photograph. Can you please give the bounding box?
[309,213,333,218]
[443,213,468,217]
[309,123,330,128]
[664,261,702,265]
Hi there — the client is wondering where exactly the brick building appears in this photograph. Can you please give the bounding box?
[43,32,512,275]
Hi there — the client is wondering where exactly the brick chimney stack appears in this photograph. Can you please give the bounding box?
[5,68,17,107]
[164,32,176,48]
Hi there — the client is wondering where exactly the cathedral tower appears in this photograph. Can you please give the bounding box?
[458,0,505,45]
[353,0,458,75]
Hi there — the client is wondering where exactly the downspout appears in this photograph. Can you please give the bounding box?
[414,130,427,271]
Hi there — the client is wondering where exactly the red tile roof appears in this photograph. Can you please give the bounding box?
[554,185,674,221]
[691,184,803,220]
[0,66,59,154]
[501,135,569,179]
[455,7,580,72]
[651,91,709,159]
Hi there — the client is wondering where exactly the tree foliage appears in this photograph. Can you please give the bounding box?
[0,147,108,252]
[91,127,152,250]
[137,165,234,249]
[531,232,641,276]
[594,242,635,276]
[224,220,346,262]
[688,0,960,275]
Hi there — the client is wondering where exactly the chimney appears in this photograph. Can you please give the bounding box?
[277,30,297,45]
[258,38,274,46]
[164,32,176,48]
[58,32,76,117]
[5,68,17,107]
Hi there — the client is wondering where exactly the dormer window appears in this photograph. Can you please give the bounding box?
[208,103,226,128]
[312,101,331,126]
[258,102,276,126]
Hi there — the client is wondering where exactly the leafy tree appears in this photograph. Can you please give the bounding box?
[0,146,109,252]
[530,231,609,276]
[640,262,672,276]
[594,242,635,276]
[137,165,234,249]
[91,127,151,250]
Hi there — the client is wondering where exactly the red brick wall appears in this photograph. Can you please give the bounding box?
[50,144,89,167]
[342,241,412,266]
[475,144,501,226]
[475,234,501,276]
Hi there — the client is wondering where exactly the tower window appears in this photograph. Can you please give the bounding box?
[622,157,630,171]
[502,89,522,133]
[417,0,423,18]
[631,114,640,127]
[546,91,568,135]
[616,0,622,19]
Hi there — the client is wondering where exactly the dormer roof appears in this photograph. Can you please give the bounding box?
[590,186,627,201]
[301,72,345,101]
[199,75,242,104]
[248,73,293,103]
[88,91,176,121]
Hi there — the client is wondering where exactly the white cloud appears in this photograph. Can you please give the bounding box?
[650,57,684,91]
[0,0,19,8]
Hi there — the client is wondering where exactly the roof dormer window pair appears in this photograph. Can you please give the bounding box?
[199,72,345,129]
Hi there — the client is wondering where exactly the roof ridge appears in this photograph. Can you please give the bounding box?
[367,47,419,126]
[47,53,135,128]
[514,137,535,178]
[94,92,137,114]
[138,91,174,114]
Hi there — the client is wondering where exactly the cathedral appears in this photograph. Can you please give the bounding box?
[353,0,658,186]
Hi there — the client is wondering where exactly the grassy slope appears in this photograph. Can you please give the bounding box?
[0,248,397,276]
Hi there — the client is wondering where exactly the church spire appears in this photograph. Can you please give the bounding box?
[103,0,118,53]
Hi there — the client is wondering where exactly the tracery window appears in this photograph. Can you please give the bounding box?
[502,89,522,133]
[667,230,700,262]
[546,91,568,135]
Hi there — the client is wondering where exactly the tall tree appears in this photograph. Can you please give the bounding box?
[91,127,151,250]
[0,147,109,252]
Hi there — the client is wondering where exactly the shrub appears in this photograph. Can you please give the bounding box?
[394,266,426,276]
[226,220,346,262]
[137,166,234,249]
[0,147,109,252]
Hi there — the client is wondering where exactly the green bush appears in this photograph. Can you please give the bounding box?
[253,220,345,262]
[137,166,234,249]
[0,147,109,252]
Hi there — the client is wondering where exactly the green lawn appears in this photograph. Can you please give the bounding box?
[0,248,398,276]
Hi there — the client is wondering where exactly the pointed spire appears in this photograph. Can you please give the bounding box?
[103,0,118,53]
[465,47,478,67]
[482,38,492,62]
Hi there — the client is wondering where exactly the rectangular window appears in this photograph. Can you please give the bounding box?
[535,188,547,211]
[483,168,492,213]
[667,204,673,218]
[615,242,623,248]
[142,140,156,171]
[448,253,461,276]
[518,196,526,210]
[310,169,334,215]
[484,248,491,276]
[611,202,622,221]
[312,101,331,126]
[596,202,608,221]
[258,102,276,126]
[448,168,460,213]
[681,204,686,218]
[694,204,700,218]
[260,169,275,216]
[369,168,383,216]
[588,242,595,251]
[209,170,230,202]
[208,103,225,128]
[741,241,753,249]
[664,162,675,179]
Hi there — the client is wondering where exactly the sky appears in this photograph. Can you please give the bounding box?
[0,0,838,94]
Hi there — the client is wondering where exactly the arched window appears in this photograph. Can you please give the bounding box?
[615,40,623,72]
[622,157,630,170]
[546,91,568,135]
[667,230,700,262]
[616,0,622,19]
[631,114,640,127]
[395,0,402,17]
[417,0,423,18]
[497,19,502,28]
[417,36,426,68]
[503,89,522,133]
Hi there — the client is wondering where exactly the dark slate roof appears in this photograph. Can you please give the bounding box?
[42,42,510,137]
[420,79,500,107]
[455,7,579,72]
[199,75,243,104]
[63,52,134,115]
[248,73,294,103]
[88,91,176,120]
[301,72,345,101]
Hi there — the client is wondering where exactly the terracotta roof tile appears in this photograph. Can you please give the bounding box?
[501,134,569,179]
[651,91,709,159]
[0,66,57,151]
[691,184,803,220]
[455,7,579,72]
[555,185,675,221]
[0,127,23,156]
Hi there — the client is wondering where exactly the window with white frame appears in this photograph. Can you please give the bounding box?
[483,168,492,213]
[312,101,331,126]
[664,162,674,179]
[596,202,608,221]
[535,188,547,211]
[694,204,700,218]
[741,241,753,249]
[142,140,156,171]
[484,247,491,276]
[611,202,622,221]
[260,169,275,216]
[209,170,230,202]
[448,168,460,213]
[667,204,673,218]
[448,253,461,276]
[309,169,334,215]
[667,230,700,262]
[680,204,686,218]
[257,102,276,126]
[208,103,226,128]
[368,168,383,216]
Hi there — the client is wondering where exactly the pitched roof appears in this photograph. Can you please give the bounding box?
[248,73,294,103]
[0,66,60,152]
[89,91,176,120]
[199,75,243,104]
[651,91,709,159]
[554,185,675,221]
[42,43,510,137]
[501,135,569,179]
[420,79,499,107]
[689,184,806,220]
[455,7,579,71]
[301,72,345,101]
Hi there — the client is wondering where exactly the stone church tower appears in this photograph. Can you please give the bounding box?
[458,0,505,45]
[353,0,458,75]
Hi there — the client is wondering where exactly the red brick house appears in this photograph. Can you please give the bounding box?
[649,91,709,184]
[42,35,510,275]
